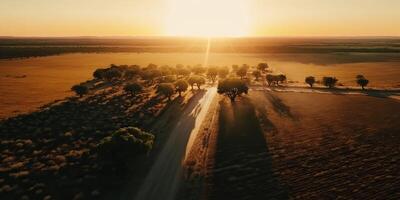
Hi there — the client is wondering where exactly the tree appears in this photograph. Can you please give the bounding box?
[192,65,206,75]
[236,66,248,79]
[93,68,107,80]
[160,65,174,76]
[322,77,338,88]
[124,83,143,96]
[356,75,369,90]
[257,63,269,72]
[218,67,229,79]
[305,76,316,88]
[140,69,162,84]
[207,67,219,83]
[252,70,262,81]
[71,84,89,97]
[160,75,176,83]
[103,68,122,82]
[217,78,249,102]
[187,76,197,89]
[157,83,175,100]
[266,74,286,86]
[195,76,206,89]
[97,127,154,168]
[175,80,189,96]
[177,68,191,78]
[232,65,239,72]
[146,63,158,70]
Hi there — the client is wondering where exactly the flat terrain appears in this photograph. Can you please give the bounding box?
[204,90,400,199]
[1,52,399,118]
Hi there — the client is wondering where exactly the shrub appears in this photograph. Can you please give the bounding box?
[71,85,89,97]
[157,83,175,100]
[175,80,189,96]
[217,78,248,102]
[124,83,143,96]
[97,127,155,168]
[305,76,316,88]
[322,77,338,88]
[356,75,369,90]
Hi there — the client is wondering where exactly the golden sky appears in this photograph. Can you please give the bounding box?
[1,0,399,37]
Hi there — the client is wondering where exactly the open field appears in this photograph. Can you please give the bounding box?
[202,90,400,199]
[1,51,399,118]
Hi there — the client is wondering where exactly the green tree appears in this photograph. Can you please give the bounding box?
[157,83,175,100]
[217,78,249,102]
[175,80,189,96]
[71,84,89,97]
[305,76,316,88]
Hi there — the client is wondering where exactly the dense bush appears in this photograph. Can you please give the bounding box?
[217,78,248,102]
[97,127,155,168]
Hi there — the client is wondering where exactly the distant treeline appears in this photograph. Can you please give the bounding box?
[1,37,400,59]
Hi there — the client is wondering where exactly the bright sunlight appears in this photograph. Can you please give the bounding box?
[165,0,250,37]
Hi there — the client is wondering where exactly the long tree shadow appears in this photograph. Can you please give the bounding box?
[207,97,288,200]
[264,92,297,120]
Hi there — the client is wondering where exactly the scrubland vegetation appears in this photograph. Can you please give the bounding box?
[0,55,390,200]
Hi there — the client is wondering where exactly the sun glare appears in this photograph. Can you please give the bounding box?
[165,0,250,37]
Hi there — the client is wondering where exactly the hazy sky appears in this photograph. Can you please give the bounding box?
[1,0,399,36]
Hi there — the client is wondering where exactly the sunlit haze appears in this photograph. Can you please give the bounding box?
[0,0,400,37]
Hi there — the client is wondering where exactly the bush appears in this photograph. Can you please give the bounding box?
[124,83,143,96]
[305,76,316,87]
[97,127,155,168]
[217,78,248,102]
[157,83,175,100]
[356,75,369,90]
[71,85,89,97]
[322,77,338,88]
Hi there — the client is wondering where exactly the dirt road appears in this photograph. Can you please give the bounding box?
[134,88,217,200]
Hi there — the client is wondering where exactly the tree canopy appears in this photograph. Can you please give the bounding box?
[217,78,248,102]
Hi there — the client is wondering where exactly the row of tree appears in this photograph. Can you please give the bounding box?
[305,75,369,89]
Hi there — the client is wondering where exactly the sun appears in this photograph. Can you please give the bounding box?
[165,0,250,37]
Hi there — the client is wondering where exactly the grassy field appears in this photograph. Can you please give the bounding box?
[1,51,399,119]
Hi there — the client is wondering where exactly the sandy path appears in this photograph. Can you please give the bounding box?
[134,88,217,200]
